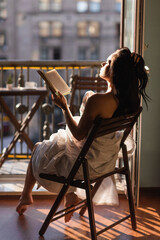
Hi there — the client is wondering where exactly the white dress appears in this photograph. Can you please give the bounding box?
[32,91,135,205]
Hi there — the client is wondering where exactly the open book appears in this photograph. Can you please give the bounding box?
[37,69,70,95]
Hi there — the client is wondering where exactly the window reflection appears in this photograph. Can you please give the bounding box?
[0,0,7,19]
[51,22,62,37]
[39,0,62,12]
[39,21,62,37]
[77,0,101,13]
[77,21,100,37]
[39,21,50,37]
[89,0,101,12]
[0,32,5,46]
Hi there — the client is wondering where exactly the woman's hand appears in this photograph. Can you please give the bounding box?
[51,91,67,110]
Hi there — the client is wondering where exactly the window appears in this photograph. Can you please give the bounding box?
[40,47,49,59]
[53,47,61,59]
[50,0,62,11]
[77,21,100,37]
[0,0,7,19]
[51,22,62,37]
[0,32,6,47]
[78,45,99,60]
[78,47,87,60]
[39,0,62,12]
[77,0,101,13]
[90,45,99,60]
[40,46,61,59]
[39,21,62,37]
[39,21,50,37]
[89,0,101,12]
[115,0,121,13]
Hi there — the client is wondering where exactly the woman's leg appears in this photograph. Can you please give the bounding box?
[64,192,79,223]
[16,144,39,215]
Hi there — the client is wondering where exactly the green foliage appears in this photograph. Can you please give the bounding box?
[7,74,13,84]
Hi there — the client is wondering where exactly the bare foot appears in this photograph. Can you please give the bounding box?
[64,192,79,223]
[16,194,33,215]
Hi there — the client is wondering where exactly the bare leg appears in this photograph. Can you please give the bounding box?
[64,192,79,223]
[16,144,39,215]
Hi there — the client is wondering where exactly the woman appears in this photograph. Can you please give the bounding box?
[16,47,149,222]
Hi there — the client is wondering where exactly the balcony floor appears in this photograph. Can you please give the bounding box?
[0,189,159,240]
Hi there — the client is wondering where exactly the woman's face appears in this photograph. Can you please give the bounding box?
[99,53,114,82]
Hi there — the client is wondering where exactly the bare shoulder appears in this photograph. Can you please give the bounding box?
[86,92,119,118]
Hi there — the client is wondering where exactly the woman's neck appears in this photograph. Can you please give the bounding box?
[107,82,117,95]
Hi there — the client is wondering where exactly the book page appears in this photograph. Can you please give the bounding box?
[37,69,70,95]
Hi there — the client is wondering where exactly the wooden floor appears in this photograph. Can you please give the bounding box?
[0,188,159,240]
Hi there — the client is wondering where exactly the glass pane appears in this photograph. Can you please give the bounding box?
[89,0,101,13]
[78,46,87,60]
[88,21,100,37]
[39,21,50,37]
[51,0,62,12]
[51,22,62,37]
[77,0,88,13]
[0,0,7,19]
[77,21,88,36]
[115,0,121,13]
[123,0,136,51]
[40,47,49,59]
[90,45,99,60]
[0,32,5,46]
[39,0,49,11]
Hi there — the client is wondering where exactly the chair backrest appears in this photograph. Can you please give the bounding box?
[69,75,108,115]
[78,106,143,160]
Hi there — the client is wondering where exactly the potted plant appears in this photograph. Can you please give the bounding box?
[6,74,13,90]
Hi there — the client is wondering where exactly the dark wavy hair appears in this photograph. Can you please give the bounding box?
[109,47,150,115]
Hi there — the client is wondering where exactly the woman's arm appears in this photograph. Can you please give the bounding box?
[52,92,96,141]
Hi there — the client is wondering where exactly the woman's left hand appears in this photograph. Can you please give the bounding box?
[51,91,68,110]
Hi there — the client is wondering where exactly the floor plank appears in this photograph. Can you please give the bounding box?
[0,189,159,240]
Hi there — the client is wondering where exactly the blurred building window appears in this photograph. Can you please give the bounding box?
[39,21,50,37]
[40,47,49,59]
[0,0,7,19]
[77,21,100,37]
[51,22,62,37]
[0,32,6,47]
[77,0,88,12]
[39,21,62,37]
[78,46,87,60]
[90,45,99,59]
[115,0,121,13]
[39,0,62,11]
[89,0,101,12]
[53,47,61,59]
[50,0,62,11]
[77,0,101,13]
[78,45,99,60]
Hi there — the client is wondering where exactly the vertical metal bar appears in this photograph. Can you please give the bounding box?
[14,67,17,157]
[0,67,3,152]
[120,0,125,48]
[27,67,30,156]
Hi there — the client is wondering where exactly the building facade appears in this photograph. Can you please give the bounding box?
[0,0,121,61]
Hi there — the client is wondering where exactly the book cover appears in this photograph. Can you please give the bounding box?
[37,69,70,95]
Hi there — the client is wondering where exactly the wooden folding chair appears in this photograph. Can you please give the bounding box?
[39,106,142,239]
[69,75,108,115]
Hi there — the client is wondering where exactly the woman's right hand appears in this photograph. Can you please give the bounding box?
[51,91,68,111]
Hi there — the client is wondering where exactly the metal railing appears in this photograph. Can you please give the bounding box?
[0,60,101,160]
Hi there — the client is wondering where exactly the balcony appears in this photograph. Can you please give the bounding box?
[0,60,102,192]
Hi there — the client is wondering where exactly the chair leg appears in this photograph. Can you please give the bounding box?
[39,185,68,236]
[79,179,103,216]
[83,159,97,240]
[122,144,137,230]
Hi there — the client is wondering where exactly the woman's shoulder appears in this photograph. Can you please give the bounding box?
[88,91,118,103]
[86,92,119,118]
